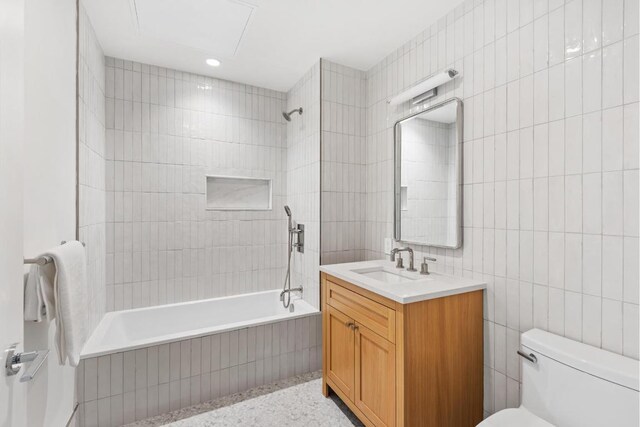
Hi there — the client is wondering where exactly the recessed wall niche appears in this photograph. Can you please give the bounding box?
[206,175,272,211]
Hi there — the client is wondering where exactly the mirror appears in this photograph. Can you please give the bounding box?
[394,98,462,248]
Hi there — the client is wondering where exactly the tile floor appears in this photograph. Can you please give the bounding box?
[126,371,363,426]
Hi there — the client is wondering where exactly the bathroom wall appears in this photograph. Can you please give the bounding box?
[104,59,289,311]
[286,62,321,309]
[320,60,368,265]
[23,0,78,424]
[78,3,107,332]
[364,0,639,417]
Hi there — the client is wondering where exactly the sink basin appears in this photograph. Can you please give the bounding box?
[321,259,487,304]
[350,266,420,284]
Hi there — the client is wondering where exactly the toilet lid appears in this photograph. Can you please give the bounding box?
[477,407,555,427]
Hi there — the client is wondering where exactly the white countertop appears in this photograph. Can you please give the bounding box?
[320,259,486,304]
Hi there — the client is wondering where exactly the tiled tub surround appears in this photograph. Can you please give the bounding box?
[320,60,368,266]
[78,4,107,331]
[364,0,639,417]
[286,63,322,309]
[104,58,289,311]
[76,313,322,426]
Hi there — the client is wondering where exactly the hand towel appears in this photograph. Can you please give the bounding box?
[44,241,88,367]
[24,263,56,322]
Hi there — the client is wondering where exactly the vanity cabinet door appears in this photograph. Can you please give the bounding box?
[355,323,396,427]
[326,305,355,401]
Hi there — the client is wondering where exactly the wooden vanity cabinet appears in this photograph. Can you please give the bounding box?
[321,273,483,427]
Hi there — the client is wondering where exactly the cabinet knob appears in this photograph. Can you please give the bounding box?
[345,321,358,331]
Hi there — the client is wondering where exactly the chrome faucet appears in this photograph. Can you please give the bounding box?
[280,287,303,302]
[390,247,417,272]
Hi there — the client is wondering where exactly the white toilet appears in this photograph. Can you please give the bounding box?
[479,329,640,427]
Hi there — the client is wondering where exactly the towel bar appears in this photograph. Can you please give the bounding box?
[23,255,53,266]
[24,241,85,265]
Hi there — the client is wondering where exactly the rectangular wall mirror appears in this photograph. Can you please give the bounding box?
[394,98,462,248]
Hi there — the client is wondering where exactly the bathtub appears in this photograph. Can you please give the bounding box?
[81,289,319,358]
[77,290,321,425]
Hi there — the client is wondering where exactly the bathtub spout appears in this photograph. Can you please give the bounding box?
[280,287,303,302]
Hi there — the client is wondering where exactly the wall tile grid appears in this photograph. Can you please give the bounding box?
[364,0,639,417]
[320,60,368,265]
[78,5,107,331]
[82,0,639,420]
[104,58,290,311]
[76,316,322,426]
[286,63,322,309]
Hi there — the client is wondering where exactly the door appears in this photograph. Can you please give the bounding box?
[355,323,396,427]
[0,0,27,425]
[326,305,355,400]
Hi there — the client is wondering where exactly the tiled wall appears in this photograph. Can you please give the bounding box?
[76,315,322,425]
[399,118,458,245]
[286,63,321,309]
[104,59,289,311]
[320,60,368,265]
[364,0,639,417]
[78,4,106,330]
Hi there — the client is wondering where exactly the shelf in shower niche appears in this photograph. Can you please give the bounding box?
[206,175,272,211]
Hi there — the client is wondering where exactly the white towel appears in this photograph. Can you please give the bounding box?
[24,241,88,367]
[24,263,56,322]
[48,241,88,367]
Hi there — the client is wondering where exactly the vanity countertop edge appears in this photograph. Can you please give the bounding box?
[320,260,486,304]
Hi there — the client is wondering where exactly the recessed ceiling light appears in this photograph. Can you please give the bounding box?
[206,58,221,67]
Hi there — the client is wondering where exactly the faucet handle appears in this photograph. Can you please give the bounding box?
[420,257,436,275]
[395,255,404,269]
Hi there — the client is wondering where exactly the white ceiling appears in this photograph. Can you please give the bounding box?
[84,0,464,92]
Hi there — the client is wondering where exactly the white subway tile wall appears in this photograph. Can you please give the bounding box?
[320,60,367,265]
[364,0,639,417]
[104,58,290,311]
[286,63,322,309]
[78,5,106,331]
[79,0,638,422]
[75,316,322,426]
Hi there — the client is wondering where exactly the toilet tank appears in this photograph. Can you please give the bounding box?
[520,329,639,427]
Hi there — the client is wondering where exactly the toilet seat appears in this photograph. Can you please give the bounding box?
[477,407,555,427]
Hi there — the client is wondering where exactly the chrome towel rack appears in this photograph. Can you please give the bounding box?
[24,255,53,266]
[24,241,85,265]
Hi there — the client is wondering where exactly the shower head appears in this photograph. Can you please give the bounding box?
[282,107,303,122]
[284,205,292,217]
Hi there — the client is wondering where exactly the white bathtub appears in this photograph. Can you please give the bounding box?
[81,290,318,359]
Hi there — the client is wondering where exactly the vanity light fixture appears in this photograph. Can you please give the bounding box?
[388,68,459,106]
[206,58,221,67]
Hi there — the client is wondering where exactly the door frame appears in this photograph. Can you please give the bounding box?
[0,0,27,425]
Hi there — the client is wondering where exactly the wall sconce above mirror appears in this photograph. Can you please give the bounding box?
[394,98,463,249]
[388,69,459,106]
